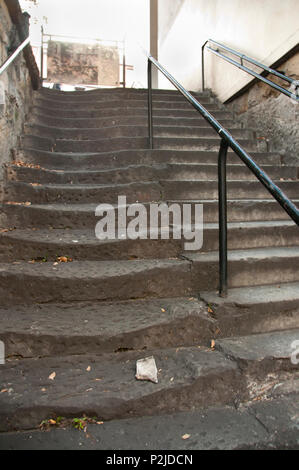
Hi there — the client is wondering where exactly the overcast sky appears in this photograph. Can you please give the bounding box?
[20,0,150,87]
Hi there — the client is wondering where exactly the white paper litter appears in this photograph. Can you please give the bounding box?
[135,356,158,384]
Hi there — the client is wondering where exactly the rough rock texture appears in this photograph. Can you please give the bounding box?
[0,0,38,207]
[226,52,299,165]
[47,40,120,87]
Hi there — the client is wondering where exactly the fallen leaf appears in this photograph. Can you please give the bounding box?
[0,389,8,393]
[49,419,56,425]
[207,306,213,314]
[97,421,104,425]
[161,308,166,312]
[86,366,91,372]
[182,434,191,440]
[48,372,56,380]
[211,339,216,349]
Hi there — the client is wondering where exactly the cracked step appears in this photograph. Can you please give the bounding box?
[0,346,244,432]
[0,297,215,358]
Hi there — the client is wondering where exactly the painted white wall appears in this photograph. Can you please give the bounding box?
[158,0,299,101]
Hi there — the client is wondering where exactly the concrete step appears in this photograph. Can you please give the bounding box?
[6,179,299,204]
[0,394,297,449]
[0,222,297,262]
[0,248,298,304]
[0,328,297,432]
[30,113,239,130]
[16,149,282,170]
[21,135,257,153]
[24,123,252,140]
[0,297,215,358]
[8,162,298,185]
[3,199,298,229]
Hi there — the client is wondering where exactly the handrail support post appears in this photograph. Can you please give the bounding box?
[218,138,229,297]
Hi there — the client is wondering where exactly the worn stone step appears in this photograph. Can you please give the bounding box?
[6,179,299,204]
[21,135,257,154]
[200,282,299,337]
[34,95,214,110]
[0,297,215,358]
[30,113,239,130]
[188,246,299,290]
[17,149,282,171]
[215,329,299,377]
[0,258,195,305]
[3,199,298,229]
[37,87,211,99]
[33,98,217,112]
[8,162,297,185]
[0,221,297,262]
[1,327,298,433]
[0,346,242,432]
[24,123,252,141]
[32,105,232,120]
[0,394,297,449]
[0,248,298,304]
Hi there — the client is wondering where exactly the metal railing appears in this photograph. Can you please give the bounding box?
[0,36,30,76]
[202,39,299,101]
[147,54,299,297]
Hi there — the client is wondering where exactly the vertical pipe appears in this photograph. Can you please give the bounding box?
[40,26,44,84]
[122,43,126,88]
[218,139,229,297]
[202,45,205,92]
[147,59,153,149]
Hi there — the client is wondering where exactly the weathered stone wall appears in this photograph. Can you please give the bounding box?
[47,40,120,87]
[0,0,37,204]
[226,53,299,165]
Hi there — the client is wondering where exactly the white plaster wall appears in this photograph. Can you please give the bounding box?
[158,0,299,100]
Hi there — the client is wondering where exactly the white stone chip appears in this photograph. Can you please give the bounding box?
[135,356,158,384]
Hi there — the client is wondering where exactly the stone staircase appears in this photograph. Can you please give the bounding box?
[0,87,298,447]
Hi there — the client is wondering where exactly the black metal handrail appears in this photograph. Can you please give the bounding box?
[0,36,30,76]
[147,54,299,297]
[202,39,299,101]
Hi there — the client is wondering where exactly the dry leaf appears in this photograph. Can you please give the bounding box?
[211,339,216,349]
[182,434,191,440]
[161,308,166,312]
[97,421,104,425]
[207,306,213,314]
[86,366,91,372]
[0,389,8,393]
[48,372,56,380]
[49,419,56,425]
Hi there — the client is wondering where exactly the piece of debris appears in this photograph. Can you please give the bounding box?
[211,339,216,349]
[136,356,158,384]
[48,372,56,380]
[182,434,191,440]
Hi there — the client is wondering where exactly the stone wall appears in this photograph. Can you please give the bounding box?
[47,40,120,87]
[0,0,38,204]
[226,52,299,165]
